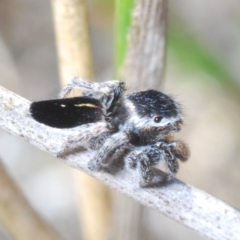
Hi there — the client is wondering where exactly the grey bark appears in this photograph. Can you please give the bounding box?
[0,85,239,240]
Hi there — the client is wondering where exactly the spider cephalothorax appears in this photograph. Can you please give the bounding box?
[109,90,183,145]
[30,77,190,187]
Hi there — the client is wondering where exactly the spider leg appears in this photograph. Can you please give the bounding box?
[125,141,187,187]
[59,78,125,109]
[169,140,190,162]
[56,122,109,158]
[125,146,160,187]
[158,140,190,181]
[88,132,129,171]
[163,149,179,182]
[153,141,178,182]
[126,148,172,187]
[89,131,111,150]
[98,142,131,174]
[60,77,95,98]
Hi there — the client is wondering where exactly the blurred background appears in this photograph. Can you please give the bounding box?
[0,0,239,239]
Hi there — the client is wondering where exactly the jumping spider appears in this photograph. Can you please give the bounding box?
[30,77,189,187]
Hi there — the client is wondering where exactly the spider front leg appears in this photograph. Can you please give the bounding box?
[125,140,190,187]
[125,149,155,187]
[162,140,190,181]
[88,132,130,171]
[125,145,164,187]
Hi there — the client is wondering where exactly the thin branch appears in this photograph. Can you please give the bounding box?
[0,85,240,240]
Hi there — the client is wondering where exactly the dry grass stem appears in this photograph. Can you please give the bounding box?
[51,1,111,239]
[0,159,63,240]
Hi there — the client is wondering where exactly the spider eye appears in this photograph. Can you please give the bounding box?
[154,116,162,123]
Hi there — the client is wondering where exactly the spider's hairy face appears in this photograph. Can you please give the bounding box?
[110,90,183,145]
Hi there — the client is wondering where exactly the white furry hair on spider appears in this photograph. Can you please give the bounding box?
[30,77,190,187]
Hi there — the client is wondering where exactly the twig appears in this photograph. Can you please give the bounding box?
[122,0,168,90]
[1,87,240,240]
